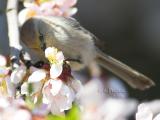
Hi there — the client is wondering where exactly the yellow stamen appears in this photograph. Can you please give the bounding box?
[0,80,8,95]
[47,55,58,64]
[0,74,6,78]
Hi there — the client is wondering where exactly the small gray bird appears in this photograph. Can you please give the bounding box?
[20,16,155,90]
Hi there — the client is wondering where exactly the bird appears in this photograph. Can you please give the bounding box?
[20,16,155,90]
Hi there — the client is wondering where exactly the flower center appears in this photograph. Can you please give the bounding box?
[47,55,58,64]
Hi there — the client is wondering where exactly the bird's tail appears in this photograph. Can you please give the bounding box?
[95,48,155,90]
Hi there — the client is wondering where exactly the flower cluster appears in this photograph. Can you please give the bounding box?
[1,48,160,119]
[10,47,81,115]
[19,0,78,25]
[0,47,82,116]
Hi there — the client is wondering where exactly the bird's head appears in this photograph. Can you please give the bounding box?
[20,18,46,52]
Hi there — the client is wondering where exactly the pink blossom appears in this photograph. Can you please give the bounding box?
[19,0,78,25]
[42,79,75,115]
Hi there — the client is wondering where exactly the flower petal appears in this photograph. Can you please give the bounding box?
[42,80,53,104]
[0,55,7,66]
[40,2,55,11]
[28,69,46,83]
[32,82,43,94]
[59,85,75,110]
[42,79,75,115]
[23,1,34,8]
[50,101,64,115]
[10,66,27,84]
[154,114,160,120]
[21,82,29,95]
[33,104,50,116]
[50,79,63,96]
[56,0,77,7]
[14,109,32,120]
[52,8,63,16]
[42,95,50,104]
[67,79,82,93]
[50,85,74,115]
[21,81,43,95]
[45,47,57,58]
[56,51,64,62]
[0,97,10,109]
[136,104,153,120]
[5,76,15,97]
[50,64,63,79]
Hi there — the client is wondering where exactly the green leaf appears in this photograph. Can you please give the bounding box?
[46,115,66,120]
[28,83,33,94]
[66,104,80,120]
[46,104,80,120]
[25,96,35,110]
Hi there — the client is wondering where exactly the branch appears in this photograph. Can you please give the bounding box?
[7,0,22,68]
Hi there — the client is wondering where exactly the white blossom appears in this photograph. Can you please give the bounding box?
[10,65,27,85]
[154,114,160,120]
[21,69,47,95]
[0,55,7,67]
[136,103,153,120]
[136,100,160,120]
[45,47,64,79]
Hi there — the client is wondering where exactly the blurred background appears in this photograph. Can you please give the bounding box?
[0,0,160,100]
[75,0,160,100]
